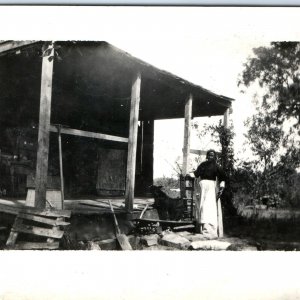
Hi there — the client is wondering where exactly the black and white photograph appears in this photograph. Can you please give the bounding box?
[0,5,299,300]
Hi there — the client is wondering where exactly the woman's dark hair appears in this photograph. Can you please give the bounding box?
[206,149,216,159]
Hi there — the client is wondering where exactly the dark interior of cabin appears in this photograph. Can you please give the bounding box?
[0,41,232,200]
[0,41,155,199]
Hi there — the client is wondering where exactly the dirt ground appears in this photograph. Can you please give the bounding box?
[1,207,300,251]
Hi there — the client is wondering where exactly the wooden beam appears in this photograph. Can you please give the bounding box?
[125,73,141,212]
[34,42,55,209]
[182,94,193,176]
[190,149,221,156]
[0,203,71,218]
[0,41,37,55]
[18,213,70,226]
[190,149,207,156]
[49,125,128,143]
[134,218,193,226]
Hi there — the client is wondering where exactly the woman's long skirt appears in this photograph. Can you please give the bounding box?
[195,179,218,229]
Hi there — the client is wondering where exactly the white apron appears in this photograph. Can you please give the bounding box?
[195,179,218,227]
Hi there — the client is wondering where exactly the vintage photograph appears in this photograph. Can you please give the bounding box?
[0,5,300,300]
[0,7,299,253]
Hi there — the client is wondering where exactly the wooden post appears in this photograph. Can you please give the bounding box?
[57,125,64,209]
[223,108,230,128]
[182,94,193,176]
[125,73,141,212]
[218,107,230,238]
[143,120,154,187]
[34,42,54,209]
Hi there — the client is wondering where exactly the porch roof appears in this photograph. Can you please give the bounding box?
[0,41,233,133]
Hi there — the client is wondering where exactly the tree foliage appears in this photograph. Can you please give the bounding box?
[192,120,237,215]
[238,42,300,207]
[239,42,300,126]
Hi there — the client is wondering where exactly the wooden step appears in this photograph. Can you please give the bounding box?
[13,223,64,239]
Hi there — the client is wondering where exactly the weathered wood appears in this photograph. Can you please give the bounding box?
[115,234,132,250]
[35,42,55,209]
[6,218,23,247]
[49,125,128,143]
[182,94,193,176]
[93,199,121,208]
[96,148,127,196]
[12,242,60,250]
[13,223,64,239]
[26,189,63,210]
[0,41,37,55]
[190,149,221,156]
[109,200,132,250]
[80,202,124,212]
[47,216,63,244]
[139,204,149,219]
[190,149,207,156]
[57,126,65,209]
[18,213,70,226]
[223,108,230,128]
[0,203,71,218]
[135,218,193,225]
[125,73,141,212]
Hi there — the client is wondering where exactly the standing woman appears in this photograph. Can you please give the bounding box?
[191,149,226,237]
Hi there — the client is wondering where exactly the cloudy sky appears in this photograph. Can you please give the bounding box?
[1,6,300,177]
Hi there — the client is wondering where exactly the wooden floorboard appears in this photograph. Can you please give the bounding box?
[13,223,64,239]
[0,197,155,215]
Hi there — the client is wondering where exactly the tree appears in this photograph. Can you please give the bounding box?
[192,120,237,215]
[239,42,300,207]
[239,42,300,127]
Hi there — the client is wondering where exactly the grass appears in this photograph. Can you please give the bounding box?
[224,208,300,250]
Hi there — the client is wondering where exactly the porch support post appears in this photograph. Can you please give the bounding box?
[34,42,54,209]
[125,73,141,213]
[182,94,193,176]
[223,107,229,128]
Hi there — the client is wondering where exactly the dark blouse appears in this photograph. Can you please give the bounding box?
[194,160,226,182]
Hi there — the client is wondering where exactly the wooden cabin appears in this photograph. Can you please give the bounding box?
[0,41,233,214]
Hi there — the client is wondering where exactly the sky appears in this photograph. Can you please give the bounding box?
[1,6,300,178]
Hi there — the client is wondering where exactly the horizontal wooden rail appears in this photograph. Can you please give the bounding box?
[18,213,70,226]
[189,149,221,156]
[0,203,71,218]
[49,125,128,143]
[134,218,193,225]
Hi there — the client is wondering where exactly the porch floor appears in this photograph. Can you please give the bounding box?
[0,196,155,215]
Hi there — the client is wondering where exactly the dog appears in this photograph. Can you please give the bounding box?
[149,185,184,221]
